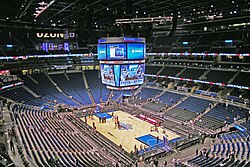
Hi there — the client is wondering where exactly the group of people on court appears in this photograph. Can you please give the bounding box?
[98,116,107,123]
[87,111,120,130]
[150,125,159,132]
[84,110,95,124]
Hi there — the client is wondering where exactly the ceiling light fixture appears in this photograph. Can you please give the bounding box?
[34,0,55,18]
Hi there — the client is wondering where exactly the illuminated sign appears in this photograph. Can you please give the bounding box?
[37,32,64,38]
[99,60,145,64]
[41,43,71,52]
[6,44,13,48]
[98,37,146,44]
[139,114,159,125]
[106,85,139,90]
[36,32,75,39]
[127,43,144,59]
[0,82,23,90]
[0,70,10,75]
[147,53,250,57]
[98,44,107,60]
[0,54,84,60]
[234,124,245,132]
[123,37,137,42]
[225,40,233,43]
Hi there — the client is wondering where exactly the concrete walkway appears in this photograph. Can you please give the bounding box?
[2,107,25,167]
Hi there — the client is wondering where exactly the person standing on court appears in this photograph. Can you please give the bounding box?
[84,115,87,123]
[134,145,137,152]
[163,160,167,167]
[10,139,14,151]
[140,144,143,151]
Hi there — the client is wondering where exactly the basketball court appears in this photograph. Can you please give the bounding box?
[82,110,180,152]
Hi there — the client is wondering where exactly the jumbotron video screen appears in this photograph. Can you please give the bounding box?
[107,44,127,60]
[100,64,115,86]
[98,42,145,60]
[98,37,146,89]
[100,63,145,87]
[120,64,145,86]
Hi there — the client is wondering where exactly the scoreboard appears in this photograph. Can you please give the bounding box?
[98,37,146,89]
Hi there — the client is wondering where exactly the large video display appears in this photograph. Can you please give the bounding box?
[97,44,107,60]
[98,37,145,88]
[98,42,145,60]
[100,64,115,86]
[107,44,126,60]
[127,43,144,60]
[120,64,145,87]
[100,63,145,87]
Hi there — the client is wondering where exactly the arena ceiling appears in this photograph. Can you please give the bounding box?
[0,0,250,31]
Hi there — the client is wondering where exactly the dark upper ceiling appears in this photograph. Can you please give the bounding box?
[0,0,250,31]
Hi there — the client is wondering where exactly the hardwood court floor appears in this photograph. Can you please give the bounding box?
[82,110,180,152]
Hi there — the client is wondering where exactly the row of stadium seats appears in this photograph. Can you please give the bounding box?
[1,71,129,107]
[49,73,92,105]
[146,65,250,86]
[12,104,132,166]
[188,155,250,167]
[188,123,250,167]
[157,91,185,106]
[152,30,250,53]
[204,104,248,124]
[142,102,166,112]
[0,87,43,105]
[176,97,212,113]
[165,108,197,122]
[136,87,161,99]
[84,70,110,104]
[132,87,249,130]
